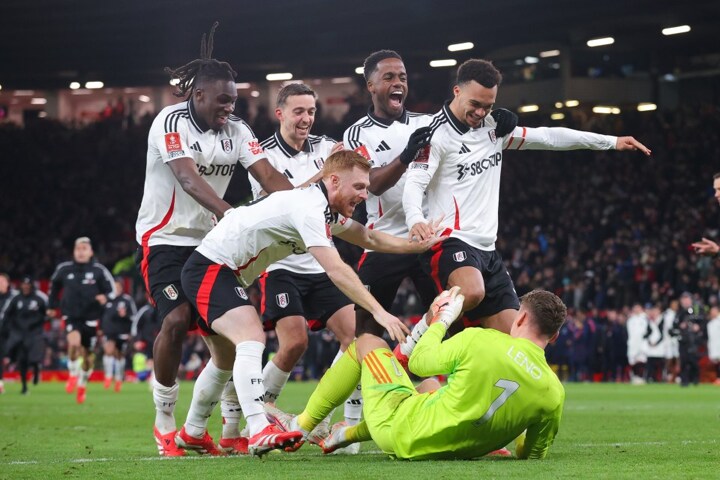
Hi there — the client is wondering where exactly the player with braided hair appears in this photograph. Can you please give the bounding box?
[135,22,292,457]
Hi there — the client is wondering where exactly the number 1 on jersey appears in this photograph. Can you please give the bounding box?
[473,379,519,426]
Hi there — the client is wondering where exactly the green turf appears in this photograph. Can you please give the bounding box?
[1,381,718,479]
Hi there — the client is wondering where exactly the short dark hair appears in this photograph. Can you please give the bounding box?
[363,50,403,82]
[713,172,720,180]
[165,22,237,98]
[520,289,567,337]
[276,83,317,108]
[456,59,502,89]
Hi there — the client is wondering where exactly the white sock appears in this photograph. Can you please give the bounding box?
[78,368,91,387]
[221,379,242,438]
[68,358,81,377]
[400,313,429,356]
[233,341,268,436]
[103,356,114,380]
[185,360,232,438]
[153,380,179,434]
[344,383,363,425]
[262,360,291,404]
[114,358,126,381]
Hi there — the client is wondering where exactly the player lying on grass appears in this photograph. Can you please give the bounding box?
[270,287,566,459]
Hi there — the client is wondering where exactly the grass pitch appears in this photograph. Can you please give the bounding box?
[1,380,717,479]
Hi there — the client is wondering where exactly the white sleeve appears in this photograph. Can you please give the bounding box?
[151,117,195,164]
[297,211,334,250]
[330,216,354,235]
[403,138,442,230]
[236,122,266,170]
[503,126,617,151]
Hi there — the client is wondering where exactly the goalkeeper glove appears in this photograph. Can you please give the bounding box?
[490,108,518,137]
[399,126,432,165]
[428,286,465,329]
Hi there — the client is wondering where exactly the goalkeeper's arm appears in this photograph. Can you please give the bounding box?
[408,287,465,377]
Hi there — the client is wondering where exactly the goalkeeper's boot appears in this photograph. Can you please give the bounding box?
[175,426,225,456]
[104,377,112,389]
[265,403,329,451]
[153,427,186,457]
[247,424,303,456]
[219,436,249,455]
[114,380,122,393]
[319,421,355,455]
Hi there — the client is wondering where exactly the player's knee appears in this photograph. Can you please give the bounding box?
[281,336,308,363]
[461,288,485,311]
[160,308,192,343]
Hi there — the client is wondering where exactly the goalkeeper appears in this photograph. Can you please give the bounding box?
[272,287,566,460]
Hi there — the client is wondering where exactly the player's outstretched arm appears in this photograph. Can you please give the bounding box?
[168,157,233,217]
[248,158,294,193]
[336,220,445,254]
[309,246,410,342]
[505,126,650,155]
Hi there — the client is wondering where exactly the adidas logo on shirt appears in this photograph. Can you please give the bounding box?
[375,140,391,152]
[189,141,202,152]
[458,143,471,154]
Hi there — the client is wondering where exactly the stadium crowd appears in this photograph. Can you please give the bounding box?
[1,96,719,385]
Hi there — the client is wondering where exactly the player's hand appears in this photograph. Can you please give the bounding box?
[692,237,720,257]
[95,294,108,306]
[428,286,465,329]
[409,221,435,242]
[399,126,432,165]
[330,141,345,155]
[615,136,651,156]
[373,311,411,342]
[490,108,518,137]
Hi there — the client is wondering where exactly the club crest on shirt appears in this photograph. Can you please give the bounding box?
[276,293,289,308]
[222,139,233,153]
[235,286,248,300]
[488,129,498,144]
[453,251,467,262]
[163,284,179,301]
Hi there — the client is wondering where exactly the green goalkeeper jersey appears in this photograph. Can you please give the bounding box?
[393,324,564,460]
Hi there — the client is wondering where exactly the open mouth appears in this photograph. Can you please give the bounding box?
[216,115,228,125]
[389,90,404,108]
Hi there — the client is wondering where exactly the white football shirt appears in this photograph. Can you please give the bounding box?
[249,132,337,274]
[136,100,266,247]
[344,109,432,244]
[196,182,353,287]
[404,102,617,251]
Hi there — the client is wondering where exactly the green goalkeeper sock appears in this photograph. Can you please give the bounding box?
[344,420,371,443]
[298,341,360,432]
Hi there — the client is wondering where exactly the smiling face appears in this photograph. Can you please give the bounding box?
[367,58,408,120]
[193,79,238,131]
[327,166,370,218]
[450,80,497,129]
[276,94,316,147]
